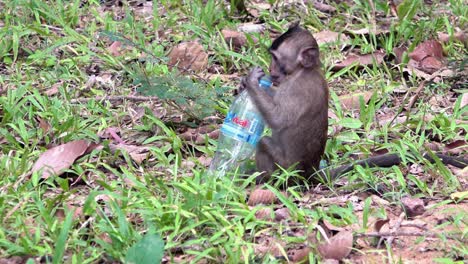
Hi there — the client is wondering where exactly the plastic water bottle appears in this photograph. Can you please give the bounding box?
[209,76,273,177]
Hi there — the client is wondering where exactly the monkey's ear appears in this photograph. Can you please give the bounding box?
[299,46,319,68]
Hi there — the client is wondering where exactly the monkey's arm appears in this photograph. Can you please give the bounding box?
[243,67,283,129]
[327,153,468,179]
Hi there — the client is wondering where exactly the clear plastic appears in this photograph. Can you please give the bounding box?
[208,76,272,177]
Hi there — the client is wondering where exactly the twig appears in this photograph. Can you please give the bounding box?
[382,212,405,247]
[69,95,159,104]
[406,80,427,110]
[357,231,464,241]
[388,81,426,126]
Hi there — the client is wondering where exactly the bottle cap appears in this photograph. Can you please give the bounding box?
[259,75,272,89]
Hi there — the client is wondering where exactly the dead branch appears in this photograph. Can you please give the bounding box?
[69,95,159,104]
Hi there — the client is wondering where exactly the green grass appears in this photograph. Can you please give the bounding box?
[0,0,467,263]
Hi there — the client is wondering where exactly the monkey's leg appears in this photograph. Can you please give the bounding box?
[255,137,288,184]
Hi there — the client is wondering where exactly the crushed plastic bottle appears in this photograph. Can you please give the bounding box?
[208,76,272,177]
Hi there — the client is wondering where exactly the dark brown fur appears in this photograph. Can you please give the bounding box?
[242,24,328,183]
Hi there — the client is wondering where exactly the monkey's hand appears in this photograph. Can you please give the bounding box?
[240,66,265,92]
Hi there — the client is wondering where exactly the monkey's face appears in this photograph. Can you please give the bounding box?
[269,47,298,85]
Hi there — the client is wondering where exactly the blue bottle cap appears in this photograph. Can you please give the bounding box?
[259,75,272,89]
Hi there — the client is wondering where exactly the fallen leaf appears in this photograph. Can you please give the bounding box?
[99,127,124,144]
[374,218,390,232]
[35,117,51,134]
[222,29,252,51]
[339,91,374,111]
[346,27,390,36]
[438,31,467,45]
[0,256,29,264]
[44,81,62,96]
[168,41,208,73]
[237,23,265,33]
[450,191,468,201]
[108,41,122,56]
[254,238,285,257]
[332,50,386,70]
[322,259,339,264]
[444,140,467,155]
[288,247,310,262]
[311,1,336,13]
[255,207,274,220]
[313,31,350,46]
[460,93,468,109]
[393,46,407,64]
[179,125,218,144]
[109,143,150,164]
[274,208,290,221]
[32,140,90,179]
[248,189,278,206]
[317,231,353,260]
[401,197,425,218]
[408,40,445,74]
[419,56,444,74]
[321,219,345,233]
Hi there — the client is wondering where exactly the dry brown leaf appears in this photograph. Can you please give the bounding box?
[401,197,425,218]
[460,93,468,109]
[0,256,29,264]
[99,127,124,144]
[339,91,374,111]
[179,125,218,144]
[332,50,386,70]
[444,140,468,155]
[274,208,290,221]
[168,41,208,73]
[317,231,353,260]
[287,247,310,262]
[35,117,51,133]
[321,219,345,232]
[108,41,122,56]
[408,40,446,74]
[237,23,265,33]
[322,259,339,264]
[409,40,444,61]
[255,207,274,220]
[248,189,278,206]
[32,140,89,179]
[438,31,467,44]
[222,29,250,51]
[44,81,62,96]
[109,143,150,164]
[393,46,407,64]
[346,27,389,36]
[374,218,390,232]
[311,1,336,13]
[56,203,84,220]
[254,238,285,257]
[313,31,350,46]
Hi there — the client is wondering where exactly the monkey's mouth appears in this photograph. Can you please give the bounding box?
[270,76,281,86]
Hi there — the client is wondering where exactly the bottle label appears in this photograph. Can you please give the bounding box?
[221,111,264,146]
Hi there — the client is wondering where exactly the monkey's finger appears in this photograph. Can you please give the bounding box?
[240,76,248,91]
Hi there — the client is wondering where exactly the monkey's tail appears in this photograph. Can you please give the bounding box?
[327,152,468,179]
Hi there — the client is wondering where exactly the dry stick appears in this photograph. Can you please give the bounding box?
[388,81,426,126]
[69,95,159,104]
[357,231,464,241]
[406,80,427,110]
[380,212,406,248]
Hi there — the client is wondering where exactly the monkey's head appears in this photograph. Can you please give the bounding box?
[268,24,320,85]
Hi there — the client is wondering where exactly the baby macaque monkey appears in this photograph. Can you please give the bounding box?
[241,23,328,184]
[242,24,468,185]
